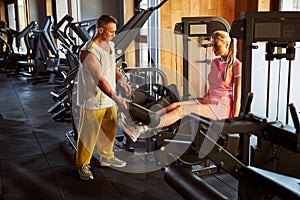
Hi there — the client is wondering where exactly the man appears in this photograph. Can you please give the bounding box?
[74,15,131,181]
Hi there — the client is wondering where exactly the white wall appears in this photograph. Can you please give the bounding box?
[79,0,123,26]
[80,0,103,21]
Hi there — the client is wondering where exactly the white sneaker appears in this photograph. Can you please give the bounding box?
[100,156,126,167]
[78,164,94,181]
[118,112,141,142]
[135,124,149,139]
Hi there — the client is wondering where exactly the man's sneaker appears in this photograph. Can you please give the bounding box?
[78,164,94,181]
[100,156,126,167]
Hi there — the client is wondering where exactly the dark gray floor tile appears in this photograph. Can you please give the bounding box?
[0,154,49,174]
[0,124,32,135]
[34,131,66,144]
[3,187,63,200]
[42,144,71,168]
[100,169,183,200]
[0,141,42,160]
[57,179,123,200]
[1,168,57,194]
[50,165,78,186]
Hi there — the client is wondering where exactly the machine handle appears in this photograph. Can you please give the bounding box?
[240,92,253,116]
[289,103,300,133]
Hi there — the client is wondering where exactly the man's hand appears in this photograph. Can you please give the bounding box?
[112,93,131,111]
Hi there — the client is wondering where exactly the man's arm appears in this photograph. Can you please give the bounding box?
[116,66,131,96]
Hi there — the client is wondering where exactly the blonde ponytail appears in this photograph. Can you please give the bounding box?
[225,37,237,80]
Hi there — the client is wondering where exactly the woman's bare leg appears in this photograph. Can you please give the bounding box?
[156,102,180,116]
[156,101,217,129]
[156,100,198,116]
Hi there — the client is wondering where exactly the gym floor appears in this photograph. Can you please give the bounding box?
[0,73,238,200]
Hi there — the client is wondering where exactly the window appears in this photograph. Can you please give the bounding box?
[7,0,27,53]
[138,0,160,68]
[281,0,300,10]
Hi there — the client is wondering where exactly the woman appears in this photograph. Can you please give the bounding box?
[155,30,242,129]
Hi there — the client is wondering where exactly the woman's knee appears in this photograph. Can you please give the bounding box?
[170,102,181,109]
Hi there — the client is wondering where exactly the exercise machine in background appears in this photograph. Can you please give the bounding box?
[47,14,87,121]
[0,16,70,84]
[25,16,70,85]
[0,20,38,74]
[230,11,300,177]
